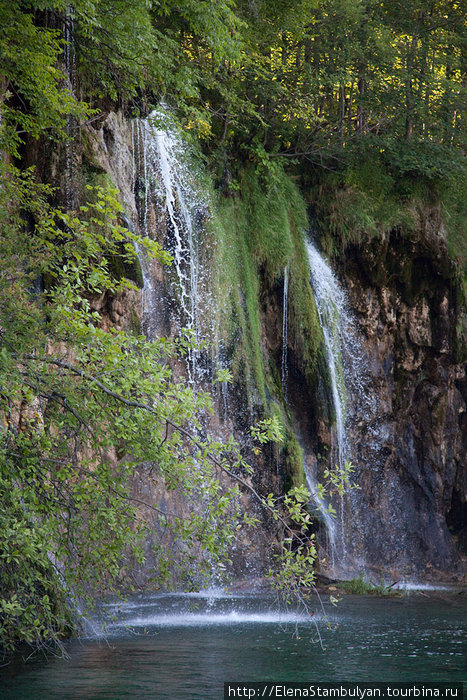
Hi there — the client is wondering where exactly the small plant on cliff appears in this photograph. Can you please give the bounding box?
[337,574,397,596]
[265,461,357,607]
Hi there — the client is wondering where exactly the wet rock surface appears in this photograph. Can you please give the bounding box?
[38,109,465,585]
[337,224,466,580]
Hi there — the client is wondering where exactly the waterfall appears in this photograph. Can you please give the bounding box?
[281,266,289,398]
[64,11,76,87]
[306,241,349,469]
[128,114,383,579]
[304,462,338,567]
[130,106,241,445]
[63,10,76,210]
[305,239,375,573]
[132,109,212,383]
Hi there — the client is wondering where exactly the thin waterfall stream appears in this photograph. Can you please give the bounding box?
[305,239,377,574]
[281,265,289,398]
[306,240,349,470]
[132,109,212,384]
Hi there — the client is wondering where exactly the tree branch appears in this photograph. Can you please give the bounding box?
[22,354,299,539]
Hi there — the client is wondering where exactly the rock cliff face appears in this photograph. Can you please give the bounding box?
[335,218,466,580]
[80,111,279,583]
[38,109,465,583]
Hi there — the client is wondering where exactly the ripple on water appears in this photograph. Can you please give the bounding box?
[2,593,465,700]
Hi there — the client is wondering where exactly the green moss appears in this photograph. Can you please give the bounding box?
[262,400,305,489]
[204,163,328,411]
[129,306,142,335]
[309,148,466,302]
[442,178,467,290]
[208,196,266,404]
[238,166,308,282]
[314,180,417,259]
[309,152,438,257]
[205,165,302,403]
[80,159,115,195]
[283,428,305,489]
[108,247,144,289]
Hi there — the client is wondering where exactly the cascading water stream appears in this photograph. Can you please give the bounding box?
[132,109,211,384]
[281,266,289,399]
[153,128,199,333]
[306,242,349,470]
[130,111,242,586]
[63,10,76,210]
[305,239,375,573]
[305,240,349,568]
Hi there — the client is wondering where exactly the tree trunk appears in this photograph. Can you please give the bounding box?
[357,76,366,135]
[339,84,345,142]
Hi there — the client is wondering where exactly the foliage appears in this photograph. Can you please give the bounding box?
[306,136,466,276]
[250,417,284,445]
[207,163,326,404]
[1,0,465,654]
[0,167,234,649]
[0,2,88,157]
[1,0,464,257]
[194,0,465,158]
[0,0,243,156]
[0,162,341,652]
[2,0,464,164]
[267,461,357,603]
[196,0,465,277]
[337,574,397,596]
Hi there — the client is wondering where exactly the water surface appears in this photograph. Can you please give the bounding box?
[1,591,465,699]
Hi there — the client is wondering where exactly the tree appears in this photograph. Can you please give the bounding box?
[0,161,355,651]
[3,0,463,654]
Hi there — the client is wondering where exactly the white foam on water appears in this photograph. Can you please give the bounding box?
[109,609,316,629]
[393,582,454,591]
[102,588,248,611]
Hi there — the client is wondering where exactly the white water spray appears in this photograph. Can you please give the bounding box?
[99,590,316,636]
[306,241,349,470]
[132,109,213,383]
[63,10,76,210]
[281,266,289,397]
[305,239,376,572]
